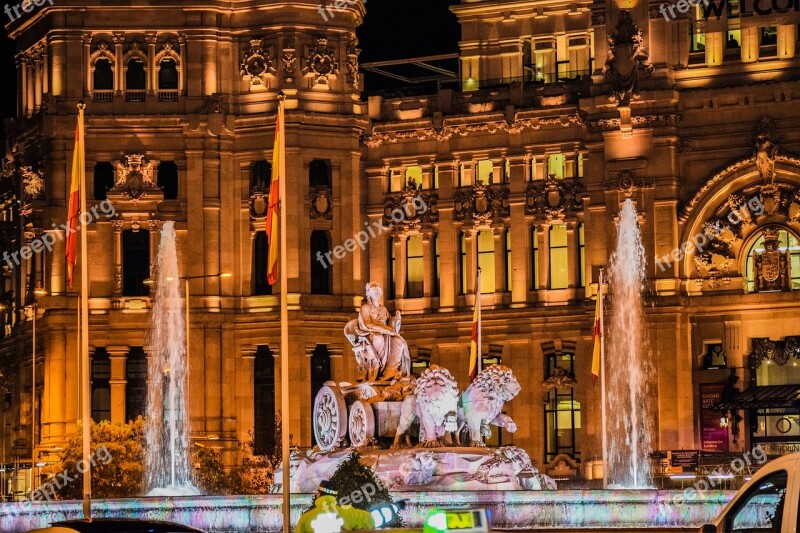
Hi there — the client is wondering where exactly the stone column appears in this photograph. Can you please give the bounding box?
[112,220,123,296]
[113,33,124,95]
[422,231,434,298]
[148,220,160,274]
[107,346,128,424]
[17,54,25,117]
[82,33,92,96]
[393,235,406,300]
[178,35,187,95]
[741,26,759,63]
[49,34,65,97]
[41,46,48,95]
[33,51,42,110]
[145,32,157,95]
[26,62,35,115]
[201,37,218,96]
[777,25,796,59]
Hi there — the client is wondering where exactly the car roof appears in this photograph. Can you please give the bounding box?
[49,518,205,533]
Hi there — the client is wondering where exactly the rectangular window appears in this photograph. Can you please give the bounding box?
[476,160,494,185]
[389,170,404,193]
[406,235,424,299]
[564,153,583,179]
[545,351,581,461]
[549,224,568,289]
[433,233,440,297]
[505,229,512,293]
[459,163,471,187]
[460,231,467,295]
[406,166,423,189]
[578,223,586,288]
[531,226,539,290]
[532,157,546,181]
[548,154,565,179]
[692,5,707,52]
[477,230,496,294]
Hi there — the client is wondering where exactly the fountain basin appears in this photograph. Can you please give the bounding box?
[0,490,734,532]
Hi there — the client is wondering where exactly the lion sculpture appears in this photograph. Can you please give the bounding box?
[457,365,521,447]
[392,365,459,449]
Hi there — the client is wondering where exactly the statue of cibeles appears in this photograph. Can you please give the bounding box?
[344,282,411,382]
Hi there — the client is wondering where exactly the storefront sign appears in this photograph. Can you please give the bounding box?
[670,450,700,470]
[759,442,800,456]
[700,383,729,452]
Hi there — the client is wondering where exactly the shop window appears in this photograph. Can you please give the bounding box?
[311,231,332,295]
[549,224,568,289]
[157,161,179,200]
[91,348,111,422]
[93,162,115,201]
[406,235,424,298]
[253,231,271,296]
[253,346,276,456]
[122,230,150,296]
[477,230,495,294]
[544,350,581,462]
[125,347,147,422]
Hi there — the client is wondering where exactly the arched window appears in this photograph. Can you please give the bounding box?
[93,59,114,91]
[126,347,147,422]
[251,160,271,190]
[126,58,146,89]
[158,58,179,90]
[158,161,179,200]
[310,345,331,446]
[94,162,115,200]
[309,160,331,188]
[745,227,800,292]
[310,230,332,295]
[91,348,111,422]
[253,231,271,296]
[253,345,275,456]
[122,229,150,296]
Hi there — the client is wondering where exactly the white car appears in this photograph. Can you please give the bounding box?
[701,452,800,533]
[26,518,205,533]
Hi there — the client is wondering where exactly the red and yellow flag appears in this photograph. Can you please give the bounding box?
[66,105,85,288]
[469,269,481,381]
[266,102,284,286]
[591,269,604,381]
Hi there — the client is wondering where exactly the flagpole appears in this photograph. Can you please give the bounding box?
[476,267,482,375]
[76,102,92,518]
[599,267,608,490]
[277,93,291,532]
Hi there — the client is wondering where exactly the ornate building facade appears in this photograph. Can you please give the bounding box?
[1,0,800,491]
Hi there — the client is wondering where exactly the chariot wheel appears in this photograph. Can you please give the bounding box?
[348,400,375,448]
[313,384,348,452]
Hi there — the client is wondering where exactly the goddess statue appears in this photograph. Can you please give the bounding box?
[344,282,411,382]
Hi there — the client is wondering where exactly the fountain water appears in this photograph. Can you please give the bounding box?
[145,221,200,496]
[607,199,654,489]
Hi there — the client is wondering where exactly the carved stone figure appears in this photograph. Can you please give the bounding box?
[754,116,779,183]
[305,38,338,86]
[392,365,459,449]
[20,166,45,200]
[344,282,411,381]
[457,365,520,447]
[602,10,653,106]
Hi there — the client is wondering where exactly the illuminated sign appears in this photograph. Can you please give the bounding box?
[423,509,489,533]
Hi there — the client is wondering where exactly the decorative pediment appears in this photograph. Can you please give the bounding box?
[383,177,438,231]
[110,154,162,202]
[304,38,339,86]
[526,177,584,221]
[749,336,800,368]
[602,10,653,106]
[241,38,275,87]
[454,180,509,226]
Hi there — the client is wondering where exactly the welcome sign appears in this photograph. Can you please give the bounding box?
[700,0,800,28]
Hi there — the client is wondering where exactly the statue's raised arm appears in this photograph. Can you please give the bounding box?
[344,282,411,382]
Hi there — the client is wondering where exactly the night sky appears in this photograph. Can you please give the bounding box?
[0,0,461,135]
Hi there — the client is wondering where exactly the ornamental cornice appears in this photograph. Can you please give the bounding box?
[584,113,678,133]
[363,114,582,148]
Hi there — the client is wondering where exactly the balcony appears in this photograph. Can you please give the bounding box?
[158,89,179,102]
[125,90,146,102]
[92,90,114,103]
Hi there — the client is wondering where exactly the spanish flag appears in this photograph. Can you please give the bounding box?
[591,269,604,381]
[266,99,285,285]
[66,105,85,288]
[469,268,482,381]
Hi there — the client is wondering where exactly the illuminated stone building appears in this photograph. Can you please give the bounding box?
[1,0,800,493]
